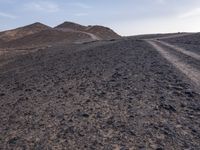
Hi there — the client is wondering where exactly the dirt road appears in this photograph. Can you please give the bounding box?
[55,28,101,42]
[147,40,200,91]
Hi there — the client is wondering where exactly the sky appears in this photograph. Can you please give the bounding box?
[0,0,200,36]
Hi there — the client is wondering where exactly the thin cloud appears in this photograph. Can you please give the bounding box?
[0,0,15,4]
[74,13,89,17]
[69,2,91,9]
[24,1,60,13]
[179,8,200,18]
[155,0,166,4]
[0,12,17,19]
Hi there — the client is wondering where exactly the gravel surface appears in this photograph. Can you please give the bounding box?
[0,38,200,149]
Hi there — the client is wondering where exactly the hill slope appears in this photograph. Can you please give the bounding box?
[86,25,121,40]
[0,21,121,49]
[1,29,91,48]
[55,22,121,40]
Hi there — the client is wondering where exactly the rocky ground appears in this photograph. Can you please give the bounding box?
[161,33,200,55]
[0,36,200,149]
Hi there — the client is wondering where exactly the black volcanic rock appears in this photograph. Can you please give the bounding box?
[0,37,199,149]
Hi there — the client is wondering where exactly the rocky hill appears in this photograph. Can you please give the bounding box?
[0,22,50,42]
[55,22,121,40]
[0,21,121,49]
[85,25,121,40]
[1,29,91,48]
[55,21,87,31]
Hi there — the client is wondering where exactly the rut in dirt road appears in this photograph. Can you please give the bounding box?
[147,40,200,91]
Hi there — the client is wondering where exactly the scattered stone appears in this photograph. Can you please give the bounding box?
[184,90,195,98]
[160,103,176,112]
[0,33,200,149]
[8,137,18,145]
[81,113,89,118]
[0,93,5,96]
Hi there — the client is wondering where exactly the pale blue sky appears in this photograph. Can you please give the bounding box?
[0,0,200,35]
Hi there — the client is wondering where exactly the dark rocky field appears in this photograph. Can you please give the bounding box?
[0,36,200,149]
[161,33,200,55]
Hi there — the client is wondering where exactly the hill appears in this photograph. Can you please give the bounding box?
[55,22,121,40]
[55,21,87,31]
[0,22,50,42]
[1,29,91,48]
[0,21,121,48]
[85,25,121,40]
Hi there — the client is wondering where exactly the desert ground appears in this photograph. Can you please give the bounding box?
[0,23,200,149]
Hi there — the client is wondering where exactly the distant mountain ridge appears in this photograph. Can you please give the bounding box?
[0,21,121,48]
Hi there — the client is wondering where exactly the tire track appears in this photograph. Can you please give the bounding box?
[155,40,200,61]
[146,40,200,91]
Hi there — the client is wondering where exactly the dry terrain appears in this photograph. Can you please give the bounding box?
[0,23,50,42]
[0,23,200,149]
[0,22,120,49]
[161,33,200,55]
